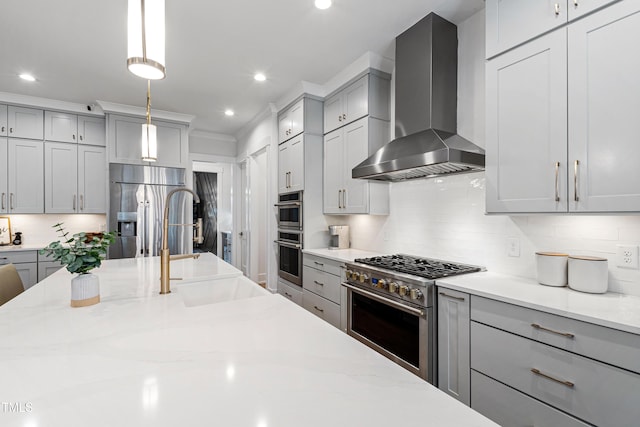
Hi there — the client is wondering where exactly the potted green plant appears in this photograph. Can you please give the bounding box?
[39,223,115,307]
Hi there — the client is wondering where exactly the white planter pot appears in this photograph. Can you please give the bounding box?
[70,273,100,307]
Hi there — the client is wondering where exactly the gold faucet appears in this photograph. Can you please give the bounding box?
[160,188,204,294]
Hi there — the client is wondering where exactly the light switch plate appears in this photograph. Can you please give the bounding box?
[507,237,520,257]
[616,245,639,269]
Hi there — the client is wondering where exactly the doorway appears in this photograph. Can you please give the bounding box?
[193,171,217,254]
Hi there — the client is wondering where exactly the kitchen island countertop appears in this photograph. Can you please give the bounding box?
[0,252,496,426]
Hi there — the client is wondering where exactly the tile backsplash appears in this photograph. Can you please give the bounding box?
[5,214,107,246]
[346,172,640,296]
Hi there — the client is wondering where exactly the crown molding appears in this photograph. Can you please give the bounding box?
[96,100,195,124]
[0,91,104,116]
[189,129,236,142]
[234,103,277,141]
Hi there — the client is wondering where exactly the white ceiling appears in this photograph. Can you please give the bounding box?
[0,0,484,137]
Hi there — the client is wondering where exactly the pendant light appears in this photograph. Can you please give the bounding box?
[141,80,158,162]
[127,0,166,80]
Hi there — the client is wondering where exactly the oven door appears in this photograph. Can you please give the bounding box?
[342,283,433,383]
[275,230,302,286]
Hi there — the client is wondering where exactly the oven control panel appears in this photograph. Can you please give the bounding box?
[345,268,426,302]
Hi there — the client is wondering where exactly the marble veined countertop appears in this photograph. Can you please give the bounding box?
[438,272,640,335]
[0,253,496,427]
[303,247,385,263]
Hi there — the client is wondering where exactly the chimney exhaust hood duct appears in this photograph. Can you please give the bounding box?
[352,13,485,182]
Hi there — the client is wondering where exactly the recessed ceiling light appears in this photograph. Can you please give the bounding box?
[19,73,36,82]
[254,73,266,82]
[315,0,332,10]
[225,109,235,117]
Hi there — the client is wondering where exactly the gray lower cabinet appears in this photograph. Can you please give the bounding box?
[437,287,470,405]
[0,250,38,289]
[277,279,303,306]
[38,260,63,281]
[469,295,640,427]
[302,254,344,329]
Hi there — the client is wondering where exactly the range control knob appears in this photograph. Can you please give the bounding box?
[345,270,353,279]
[410,288,424,300]
[377,279,387,289]
[388,282,398,293]
[399,285,409,296]
[351,272,360,281]
[360,273,369,283]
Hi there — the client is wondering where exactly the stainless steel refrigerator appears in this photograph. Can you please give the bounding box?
[109,163,191,259]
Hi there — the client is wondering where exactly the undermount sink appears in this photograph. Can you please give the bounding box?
[176,276,270,307]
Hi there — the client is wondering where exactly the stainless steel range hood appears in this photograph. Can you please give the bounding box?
[352,13,485,182]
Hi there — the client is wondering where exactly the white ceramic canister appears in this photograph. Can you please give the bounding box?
[568,256,608,294]
[535,252,569,287]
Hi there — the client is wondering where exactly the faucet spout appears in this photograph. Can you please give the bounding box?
[160,188,202,295]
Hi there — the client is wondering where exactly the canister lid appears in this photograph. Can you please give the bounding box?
[568,255,607,261]
[535,252,569,257]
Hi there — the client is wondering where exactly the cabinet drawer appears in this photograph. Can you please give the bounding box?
[277,280,302,306]
[303,290,341,329]
[471,321,640,427]
[302,254,343,277]
[471,370,590,427]
[0,250,38,264]
[471,295,640,373]
[303,265,341,304]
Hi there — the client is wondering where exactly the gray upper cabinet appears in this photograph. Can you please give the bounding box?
[278,134,304,193]
[44,111,78,143]
[323,71,391,134]
[486,0,640,213]
[568,0,619,20]
[77,116,106,146]
[278,99,305,144]
[0,105,7,136]
[0,138,7,213]
[7,106,43,140]
[7,138,44,213]
[44,141,78,213]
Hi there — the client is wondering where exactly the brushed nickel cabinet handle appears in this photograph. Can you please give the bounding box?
[10,193,14,210]
[338,190,342,208]
[531,368,574,388]
[554,161,560,202]
[80,194,84,211]
[554,3,560,16]
[313,305,324,313]
[9,127,13,133]
[314,261,324,266]
[574,160,580,202]
[342,188,346,209]
[314,280,324,286]
[342,113,346,120]
[573,0,579,6]
[1,126,4,132]
[1,193,4,210]
[531,323,575,338]
[73,194,77,210]
[72,134,76,140]
[79,135,84,141]
[439,292,465,301]
[284,292,292,299]
[338,115,342,122]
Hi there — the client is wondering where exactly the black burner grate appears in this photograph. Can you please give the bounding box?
[354,254,481,280]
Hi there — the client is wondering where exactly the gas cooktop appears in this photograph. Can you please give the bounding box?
[353,254,482,280]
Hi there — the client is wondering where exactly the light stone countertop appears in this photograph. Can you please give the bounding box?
[437,272,640,335]
[0,252,497,427]
[303,247,386,264]
[0,243,48,252]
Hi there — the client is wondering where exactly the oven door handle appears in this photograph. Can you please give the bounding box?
[342,283,425,317]
[274,240,301,249]
[274,202,301,207]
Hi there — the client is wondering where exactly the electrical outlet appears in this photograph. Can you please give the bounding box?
[616,245,639,269]
[507,237,520,257]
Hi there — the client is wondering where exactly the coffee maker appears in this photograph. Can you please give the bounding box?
[328,225,349,250]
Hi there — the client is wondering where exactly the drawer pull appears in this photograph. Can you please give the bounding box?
[284,292,292,298]
[313,280,324,286]
[530,368,574,388]
[313,305,324,313]
[439,292,465,301]
[314,261,324,266]
[531,323,575,338]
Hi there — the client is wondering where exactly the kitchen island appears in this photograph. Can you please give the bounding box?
[0,253,496,426]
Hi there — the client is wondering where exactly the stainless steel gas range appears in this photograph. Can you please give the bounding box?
[342,254,482,383]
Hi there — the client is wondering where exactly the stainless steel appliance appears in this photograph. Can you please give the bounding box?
[109,163,191,259]
[343,254,482,383]
[275,192,302,229]
[352,13,485,182]
[275,228,303,286]
[328,225,349,250]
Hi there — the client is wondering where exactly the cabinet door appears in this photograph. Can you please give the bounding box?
[324,92,343,134]
[278,111,292,144]
[0,138,7,213]
[323,130,344,213]
[0,105,7,136]
[568,1,640,212]
[278,141,290,194]
[342,75,369,126]
[78,145,106,213]
[110,115,145,165]
[486,0,568,58]
[44,142,78,213]
[486,30,568,213]
[8,139,44,213]
[38,260,63,282]
[155,121,186,167]
[287,135,304,192]
[44,111,78,143]
[568,0,619,21]
[343,118,369,214]
[288,99,305,139]
[78,116,105,146]
[437,288,470,406]
[15,262,37,290]
[7,106,44,140]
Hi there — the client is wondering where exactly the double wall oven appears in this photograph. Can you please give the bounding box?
[343,255,482,383]
[275,192,303,286]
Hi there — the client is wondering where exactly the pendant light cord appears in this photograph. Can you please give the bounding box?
[146,79,152,125]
